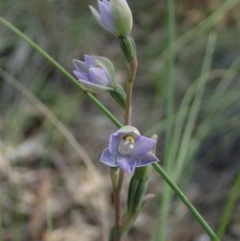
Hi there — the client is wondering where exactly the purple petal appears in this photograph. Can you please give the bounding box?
[84,55,95,67]
[101,148,118,167]
[132,136,156,157]
[108,132,121,155]
[136,152,159,167]
[117,156,137,173]
[98,0,110,15]
[98,0,114,33]
[73,70,89,81]
[102,0,110,5]
[89,67,110,86]
[73,59,87,72]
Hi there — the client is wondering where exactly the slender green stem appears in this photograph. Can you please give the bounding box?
[110,168,121,241]
[113,189,121,241]
[115,169,125,241]
[124,56,137,125]
[0,16,122,129]
[112,55,137,241]
[124,81,133,125]
[164,0,175,163]
[157,1,175,240]
[111,53,138,241]
[216,170,240,239]
[152,163,220,241]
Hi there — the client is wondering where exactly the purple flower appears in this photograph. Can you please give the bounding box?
[101,126,158,173]
[73,55,116,93]
[89,0,133,37]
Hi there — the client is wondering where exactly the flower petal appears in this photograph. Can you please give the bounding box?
[132,136,156,157]
[77,77,112,92]
[102,0,110,5]
[101,148,118,167]
[136,152,159,167]
[117,156,137,173]
[73,59,88,73]
[89,67,110,86]
[117,125,140,136]
[89,5,106,30]
[98,0,115,34]
[84,55,96,67]
[73,70,89,81]
[108,132,121,155]
[93,55,116,85]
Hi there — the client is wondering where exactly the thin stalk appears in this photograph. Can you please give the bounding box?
[216,171,240,239]
[114,169,125,241]
[152,163,220,241]
[124,81,133,125]
[111,54,137,241]
[110,168,121,241]
[113,190,121,241]
[124,56,137,125]
[164,0,175,163]
[156,0,175,240]
[0,16,122,129]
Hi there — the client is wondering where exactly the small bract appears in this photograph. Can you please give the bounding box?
[101,126,158,173]
[73,55,116,93]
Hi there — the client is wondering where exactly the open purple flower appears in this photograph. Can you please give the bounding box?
[101,126,158,173]
[73,55,116,93]
[89,0,133,37]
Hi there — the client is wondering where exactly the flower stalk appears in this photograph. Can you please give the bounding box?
[110,41,137,241]
[110,167,124,241]
[124,55,137,125]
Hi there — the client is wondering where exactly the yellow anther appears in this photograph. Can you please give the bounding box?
[123,135,135,144]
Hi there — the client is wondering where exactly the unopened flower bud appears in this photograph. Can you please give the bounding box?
[90,0,133,37]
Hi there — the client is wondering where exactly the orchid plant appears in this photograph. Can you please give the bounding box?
[73,1,160,239]
[0,0,221,240]
[71,1,218,241]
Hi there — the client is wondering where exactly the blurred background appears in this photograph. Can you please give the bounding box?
[1,0,240,240]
